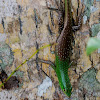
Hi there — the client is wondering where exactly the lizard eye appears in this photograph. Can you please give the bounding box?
[63,89,66,92]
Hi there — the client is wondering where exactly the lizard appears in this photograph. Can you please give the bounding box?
[37,0,84,97]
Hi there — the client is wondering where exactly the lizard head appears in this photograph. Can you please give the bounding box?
[59,79,72,97]
[63,86,72,97]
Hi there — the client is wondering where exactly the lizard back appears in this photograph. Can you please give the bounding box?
[56,0,72,61]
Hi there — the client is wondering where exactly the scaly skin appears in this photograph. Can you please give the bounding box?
[55,0,72,97]
[55,55,72,97]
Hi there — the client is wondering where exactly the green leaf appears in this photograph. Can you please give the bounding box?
[86,38,100,55]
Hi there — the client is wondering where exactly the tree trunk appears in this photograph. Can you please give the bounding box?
[0,0,100,99]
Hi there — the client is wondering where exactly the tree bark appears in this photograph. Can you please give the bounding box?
[0,0,100,99]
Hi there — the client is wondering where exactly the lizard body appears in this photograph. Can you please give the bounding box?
[38,0,84,97]
[55,0,72,97]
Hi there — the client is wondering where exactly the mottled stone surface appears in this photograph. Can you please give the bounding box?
[0,0,100,100]
[0,43,14,70]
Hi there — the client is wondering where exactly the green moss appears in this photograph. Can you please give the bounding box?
[0,43,14,69]
[79,68,100,96]
[84,0,94,18]
[13,70,24,78]
[91,23,100,36]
